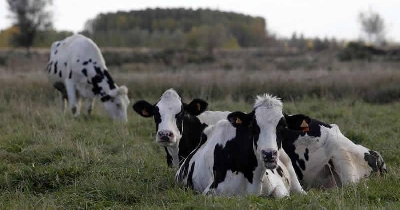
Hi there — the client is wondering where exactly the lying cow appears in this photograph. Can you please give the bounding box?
[176,94,305,197]
[282,113,387,189]
[132,88,230,167]
[47,34,130,122]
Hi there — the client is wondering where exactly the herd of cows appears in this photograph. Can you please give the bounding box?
[46,34,387,198]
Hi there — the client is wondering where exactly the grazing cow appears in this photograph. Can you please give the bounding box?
[132,88,230,167]
[47,34,130,122]
[282,113,387,189]
[176,94,305,197]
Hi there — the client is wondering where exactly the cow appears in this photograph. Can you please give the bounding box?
[175,94,305,197]
[132,88,230,167]
[47,34,130,122]
[282,113,387,189]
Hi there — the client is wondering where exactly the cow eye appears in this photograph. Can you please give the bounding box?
[278,118,288,130]
[116,103,121,108]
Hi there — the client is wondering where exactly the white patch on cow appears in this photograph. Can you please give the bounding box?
[262,165,290,198]
[206,171,256,196]
[155,89,183,145]
[253,93,284,167]
[47,34,130,122]
[198,111,231,126]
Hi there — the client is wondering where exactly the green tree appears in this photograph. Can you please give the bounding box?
[7,0,53,51]
[185,24,230,54]
[358,8,386,45]
[83,8,268,48]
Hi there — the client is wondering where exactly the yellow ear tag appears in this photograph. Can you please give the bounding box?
[142,109,149,116]
[196,103,201,111]
[300,120,309,132]
[235,118,242,124]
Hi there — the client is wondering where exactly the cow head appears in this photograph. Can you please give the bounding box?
[227,94,286,170]
[103,85,130,122]
[132,89,208,147]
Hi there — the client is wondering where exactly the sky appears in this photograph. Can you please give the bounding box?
[1,0,399,42]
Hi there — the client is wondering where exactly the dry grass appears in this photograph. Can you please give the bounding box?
[2,64,400,105]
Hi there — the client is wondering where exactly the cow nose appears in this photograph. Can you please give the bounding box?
[262,150,278,162]
[157,130,174,142]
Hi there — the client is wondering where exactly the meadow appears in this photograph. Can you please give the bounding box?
[0,51,400,209]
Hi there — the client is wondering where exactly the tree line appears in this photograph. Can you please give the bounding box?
[0,0,390,53]
[81,8,267,51]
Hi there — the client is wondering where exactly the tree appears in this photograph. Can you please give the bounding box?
[358,8,385,45]
[185,24,230,54]
[6,0,53,51]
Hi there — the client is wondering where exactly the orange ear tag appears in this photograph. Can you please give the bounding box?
[300,120,309,132]
[235,118,242,124]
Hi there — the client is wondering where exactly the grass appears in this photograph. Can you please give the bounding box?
[0,69,400,209]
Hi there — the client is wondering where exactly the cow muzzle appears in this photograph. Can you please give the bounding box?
[157,130,175,144]
[262,150,278,169]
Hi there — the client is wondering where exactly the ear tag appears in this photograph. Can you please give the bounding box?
[235,118,242,124]
[142,109,149,116]
[196,103,201,111]
[300,120,309,132]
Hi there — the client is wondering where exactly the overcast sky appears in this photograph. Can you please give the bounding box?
[1,0,399,42]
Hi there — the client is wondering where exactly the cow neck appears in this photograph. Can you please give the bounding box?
[178,114,206,165]
[166,144,180,167]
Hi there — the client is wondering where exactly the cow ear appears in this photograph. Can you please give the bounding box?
[132,100,154,118]
[283,111,289,119]
[184,99,208,116]
[286,114,311,131]
[228,111,250,127]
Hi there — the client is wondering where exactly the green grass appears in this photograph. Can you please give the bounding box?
[0,72,400,209]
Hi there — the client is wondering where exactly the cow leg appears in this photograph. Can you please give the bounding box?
[53,82,68,113]
[202,185,217,196]
[330,150,359,185]
[84,97,95,116]
[271,181,290,198]
[64,79,80,117]
[279,149,306,194]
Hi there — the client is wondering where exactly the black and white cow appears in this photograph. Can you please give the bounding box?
[176,94,305,197]
[282,113,387,189]
[132,88,230,167]
[47,34,130,122]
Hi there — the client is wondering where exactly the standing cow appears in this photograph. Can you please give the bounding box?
[47,34,130,122]
[282,113,387,189]
[132,88,230,167]
[176,94,305,197]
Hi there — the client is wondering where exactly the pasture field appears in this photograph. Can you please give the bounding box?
[0,70,400,209]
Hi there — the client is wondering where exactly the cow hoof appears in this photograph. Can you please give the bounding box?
[72,107,78,116]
